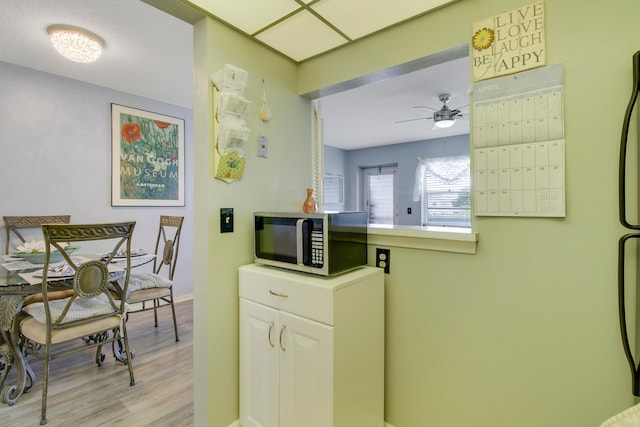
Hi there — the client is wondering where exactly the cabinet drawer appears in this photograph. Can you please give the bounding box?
[239,264,336,325]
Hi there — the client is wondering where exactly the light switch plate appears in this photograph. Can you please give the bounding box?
[220,208,234,233]
[258,135,269,158]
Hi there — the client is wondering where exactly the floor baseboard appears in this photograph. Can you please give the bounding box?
[175,292,193,303]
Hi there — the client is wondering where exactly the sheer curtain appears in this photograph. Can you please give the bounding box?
[413,156,470,201]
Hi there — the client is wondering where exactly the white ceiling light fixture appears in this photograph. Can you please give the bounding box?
[433,117,456,128]
[47,24,105,63]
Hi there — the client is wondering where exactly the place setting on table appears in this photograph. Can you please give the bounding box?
[1,244,154,283]
[98,247,152,264]
[4,241,83,283]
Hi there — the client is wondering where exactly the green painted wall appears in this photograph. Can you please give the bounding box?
[299,0,640,425]
[192,17,312,427]
[192,0,640,425]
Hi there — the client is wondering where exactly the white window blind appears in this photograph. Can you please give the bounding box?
[311,101,324,210]
[419,156,471,227]
[323,175,344,205]
[364,166,397,225]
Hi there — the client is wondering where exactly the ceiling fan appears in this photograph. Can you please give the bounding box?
[396,93,468,129]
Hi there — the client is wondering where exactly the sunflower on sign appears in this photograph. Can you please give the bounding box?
[472,27,495,51]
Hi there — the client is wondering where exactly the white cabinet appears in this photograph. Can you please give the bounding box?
[239,264,384,427]
[240,299,333,427]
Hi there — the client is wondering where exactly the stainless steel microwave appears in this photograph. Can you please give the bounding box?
[253,212,368,276]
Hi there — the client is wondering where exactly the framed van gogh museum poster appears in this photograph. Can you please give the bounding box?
[111,104,185,206]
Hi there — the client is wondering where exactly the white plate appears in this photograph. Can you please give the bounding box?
[11,246,80,264]
[32,268,75,278]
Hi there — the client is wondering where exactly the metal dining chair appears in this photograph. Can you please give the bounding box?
[3,215,71,255]
[123,215,183,342]
[18,221,136,425]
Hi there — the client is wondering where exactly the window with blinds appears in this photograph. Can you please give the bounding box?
[421,155,471,227]
[364,166,397,225]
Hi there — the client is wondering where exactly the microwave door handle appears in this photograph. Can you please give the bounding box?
[296,218,305,265]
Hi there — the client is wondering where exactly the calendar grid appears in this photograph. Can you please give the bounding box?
[473,65,565,217]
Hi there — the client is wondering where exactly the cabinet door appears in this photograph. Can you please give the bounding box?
[240,299,280,427]
[279,311,334,427]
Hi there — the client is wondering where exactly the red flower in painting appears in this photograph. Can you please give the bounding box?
[121,123,141,143]
[154,120,171,129]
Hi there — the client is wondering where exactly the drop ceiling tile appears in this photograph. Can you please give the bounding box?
[256,10,348,62]
[192,0,301,34]
[312,0,453,40]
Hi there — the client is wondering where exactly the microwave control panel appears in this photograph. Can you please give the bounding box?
[310,229,324,267]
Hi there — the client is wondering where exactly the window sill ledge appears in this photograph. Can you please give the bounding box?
[367,225,478,254]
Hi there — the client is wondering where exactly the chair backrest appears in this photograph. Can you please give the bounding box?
[3,215,71,254]
[39,221,136,328]
[152,216,184,280]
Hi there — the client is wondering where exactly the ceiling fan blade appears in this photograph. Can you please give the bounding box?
[394,117,433,123]
[453,104,470,111]
[412,105,438,111]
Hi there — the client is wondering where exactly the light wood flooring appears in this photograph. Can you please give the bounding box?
[0,299,193,427]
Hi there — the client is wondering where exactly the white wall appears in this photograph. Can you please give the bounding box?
[0,61,194,298]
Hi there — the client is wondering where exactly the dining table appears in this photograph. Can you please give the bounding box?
[0,250,154,406]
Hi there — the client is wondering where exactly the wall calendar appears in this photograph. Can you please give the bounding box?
[473,64,565,217]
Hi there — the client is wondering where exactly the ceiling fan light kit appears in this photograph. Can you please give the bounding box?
[434,118,456,128]
[47,24,105,63]
[432,94,462,128]
[396,93,466,129]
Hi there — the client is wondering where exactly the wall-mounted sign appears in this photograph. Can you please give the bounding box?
[111,104,185,206]
[471,1,546,82]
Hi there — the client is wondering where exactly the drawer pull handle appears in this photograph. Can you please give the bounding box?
[269,289,289,298]
[279,324,287,352]
[268,321,275,348]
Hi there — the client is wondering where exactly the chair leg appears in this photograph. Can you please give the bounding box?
[120,324,135,387]
[95,345,106,366]
[40,348,51,425]
[169,290,179,342]
[153,299,159,327]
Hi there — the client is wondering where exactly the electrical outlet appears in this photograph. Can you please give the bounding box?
[376,248,390,274]
[220,208,234,233]
[258,135,269,158]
